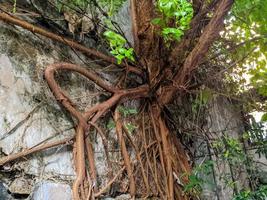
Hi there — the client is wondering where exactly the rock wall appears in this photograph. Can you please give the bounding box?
[194,97,251,200]
[0,15,112,199]
[0,0,138,198]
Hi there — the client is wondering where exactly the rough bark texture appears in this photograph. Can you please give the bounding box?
[0,0,240,199]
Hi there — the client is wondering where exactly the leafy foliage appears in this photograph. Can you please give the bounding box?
[226,0,267,66]
[250,65,267,97]
[104,31,135,64]
[99,0,127,16]
[55,0,89,11]
[191,88,212,115]
[152,0,193,42]
[246,118,267,157]
[233,185,267,200]
[212,135,245,163]
[117,106,138,117]
[183,160,214,195]
[213,0,267,128]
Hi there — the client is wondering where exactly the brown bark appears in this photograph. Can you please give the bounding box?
[44,62,148,199]
[158,0,234,106]
[0,0,235,199]
[114,110,136,197]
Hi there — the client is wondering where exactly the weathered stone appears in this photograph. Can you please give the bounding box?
[193,97,249,200]
[9,177,32,195]
[0,182,13,200]
[103,194,131,200]
[31,181,72,200]
[0,7,119,197]
[113,0,133,46]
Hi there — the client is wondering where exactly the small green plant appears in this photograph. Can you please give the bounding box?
[191,88,212,114]
[99,0,127,16]
[104,31,135,64]
[117,106,138,117]
[55,0,88,12]
[125,122,137,134]
[233,185,267,200]
[183,160,214,195]
[152,0,193,43]
[13,0,17,13]
[107,119,115,130]
[212,136,245,163]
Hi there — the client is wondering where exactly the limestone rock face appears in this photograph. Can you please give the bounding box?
[9,177,32,195]
[0,11,101,198]
[0,1,123,198]
[0,182,13,200]
[193,97,249,200]
[113,0,133,46]
[31,181,72,200]
[0,23,76,177]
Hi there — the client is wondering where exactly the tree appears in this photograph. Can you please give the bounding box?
[0,0,266,199]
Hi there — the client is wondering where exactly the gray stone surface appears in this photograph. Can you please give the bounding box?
[0,182,13,200]
[0,5,120,198]
[0,41,75,178]
[194,97,249,200]
[0,18,79,198]
[9,177,32,195]
[31,181,72,200]
[113,0,133,46]
[103,194,130,200]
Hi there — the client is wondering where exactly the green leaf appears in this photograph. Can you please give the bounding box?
[118,106,138,117]
[151,18,165,26]
[261,113,267,122]
[125,123,137,134]
[107,119,115,130]
[162,28,184,41]
[104,31,135,63]
[153,0,193,43]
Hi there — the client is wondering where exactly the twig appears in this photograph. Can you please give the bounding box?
[94,166,126,197]
[0,103,42,141]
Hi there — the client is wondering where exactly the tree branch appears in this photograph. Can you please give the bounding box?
[158,0,234,105]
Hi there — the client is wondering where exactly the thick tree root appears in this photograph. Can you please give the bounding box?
[0,0,235,199]
[44,62,149,199]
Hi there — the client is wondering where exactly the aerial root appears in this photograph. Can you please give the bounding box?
[0,62,191,199]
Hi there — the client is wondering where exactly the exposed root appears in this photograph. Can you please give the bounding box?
[44,62,148,199]
[0,136,73,166]
[130,0,139,53]
[94,166,126,197]
[114,110,136,197]
[72,124,86,200]
[0,12,143,75]
[0,0,235,199]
